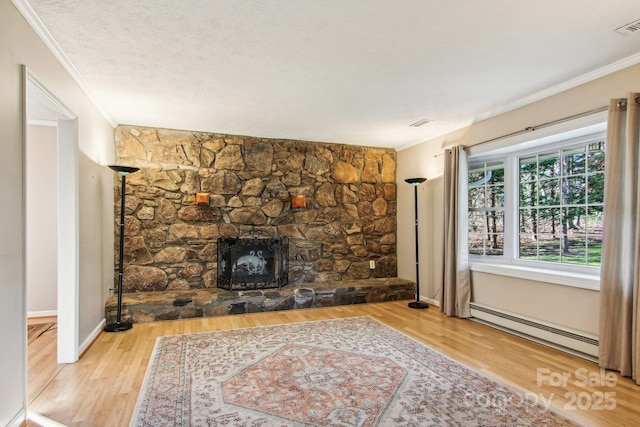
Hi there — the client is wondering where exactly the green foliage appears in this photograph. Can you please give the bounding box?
[470,140,605,266]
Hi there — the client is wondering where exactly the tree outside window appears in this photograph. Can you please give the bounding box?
[468,161,505,256]
[518,141,605,265]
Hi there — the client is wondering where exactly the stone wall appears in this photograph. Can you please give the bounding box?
[114,125,397,292]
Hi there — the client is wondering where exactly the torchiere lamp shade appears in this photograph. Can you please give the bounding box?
[405,177,426,186]
[108,165,140,175]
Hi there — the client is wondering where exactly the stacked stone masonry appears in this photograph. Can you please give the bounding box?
[114,126,397,292]
[105,278,415,324]
[113,125,399,298]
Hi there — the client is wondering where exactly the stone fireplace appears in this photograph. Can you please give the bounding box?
[217,236,289,290]
[106,125,409,323]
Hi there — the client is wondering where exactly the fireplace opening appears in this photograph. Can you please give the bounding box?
[217,236,289,291]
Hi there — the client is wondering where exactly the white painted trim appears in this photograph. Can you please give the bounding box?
[27,310,58,318]
[27,118,57,127]
[423,297,440,307]
[12,0,116,127]
[470,262,600,291]
[474,52,640,122]
[57,118,80,363]
[25,69,75,119]
[398,52,640,151]
[26,69,80,364]
[7,409,26,427]
[27,411,69,427]
[79,319,106,356]
[468,113,608,158]
[470,302,599,360]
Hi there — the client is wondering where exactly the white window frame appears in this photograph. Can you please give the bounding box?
[467,112,607,291]
[468,160,506,256]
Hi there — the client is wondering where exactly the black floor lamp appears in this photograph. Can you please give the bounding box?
[405,177,429,309]
[105,165,140,332]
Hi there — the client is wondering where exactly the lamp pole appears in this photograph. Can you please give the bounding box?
[105,165,139,332]
[405,178,428,309]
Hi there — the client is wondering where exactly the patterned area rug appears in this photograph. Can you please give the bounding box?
[131,317,581,426]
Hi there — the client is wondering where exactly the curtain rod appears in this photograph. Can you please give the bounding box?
[433,105,609,157]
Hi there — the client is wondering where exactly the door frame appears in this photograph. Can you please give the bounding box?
[25,67,80,363]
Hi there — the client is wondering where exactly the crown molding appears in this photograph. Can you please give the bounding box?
[12,0,117,127]
[474,52,640,123]
[400,52,640,152]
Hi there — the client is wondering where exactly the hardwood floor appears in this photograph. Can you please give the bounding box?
[27,302,639,426]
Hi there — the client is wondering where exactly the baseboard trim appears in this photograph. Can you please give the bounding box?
[27,310,58,318]
[423,297,440,307]
[27,410,69,426]
[7,408,26,427]
[470,302,598,361]
[79,319,106,358]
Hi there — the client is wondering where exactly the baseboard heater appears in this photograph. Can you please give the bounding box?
[470,303,599,361]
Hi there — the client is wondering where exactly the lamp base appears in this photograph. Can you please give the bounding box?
[408,301,429,309]
[104,321,133,332]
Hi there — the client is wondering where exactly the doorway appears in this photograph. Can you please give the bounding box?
[25,67,80,364]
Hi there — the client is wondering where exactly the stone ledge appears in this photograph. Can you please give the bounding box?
[105,278,415,324]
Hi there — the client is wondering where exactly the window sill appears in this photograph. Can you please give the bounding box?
[469,262,600,291]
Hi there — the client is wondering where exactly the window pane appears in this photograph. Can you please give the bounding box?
[586,207,603,235]
[486,185,504,207]
[519,156,537,182]
[561,220,587,264]
[469,165,485,186]
[539,152,560,178]
[587,141,606,172]
[468,187,486,208]
[563,146,586,175]
[468,211,486,234]
[469,233,485,255]
[566,176,586,205]
[486,162,504,184]
[586,235,603,265]
[538,208,562,234]
[565,207,585,232]
[562,246,586,264]
[539,179,560,206]
[538,234,561,261]
[485,234,504,255]
[519,181,537,206]
[519,208,537,234]
[519,234,538,259]
[587,173,604,204]
[486,211,504,233]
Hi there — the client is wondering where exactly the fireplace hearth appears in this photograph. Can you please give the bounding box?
[217,236,289,291]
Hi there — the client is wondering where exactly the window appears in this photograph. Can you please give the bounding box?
[468,161,505,256]
[467,120,606,279]
[518,142,605,265]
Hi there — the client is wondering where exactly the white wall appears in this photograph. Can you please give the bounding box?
[26,124,58,316]
[0,0,114,424]
[397,63,640,336]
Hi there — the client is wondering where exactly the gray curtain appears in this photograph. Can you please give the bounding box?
[442,146,471,318]
[599,93,640,384]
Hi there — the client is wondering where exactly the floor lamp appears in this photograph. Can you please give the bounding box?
[405,178,429,309]
[105,165,140,332]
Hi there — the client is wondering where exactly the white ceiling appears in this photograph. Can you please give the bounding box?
[19,0,640,149]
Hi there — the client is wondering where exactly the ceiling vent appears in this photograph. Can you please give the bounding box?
[409,119,431,127]
[615,18,640,36]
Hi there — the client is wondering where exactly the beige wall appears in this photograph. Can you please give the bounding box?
[0,0,114,424]
[397,63,640,336]
[26,124,58,315]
